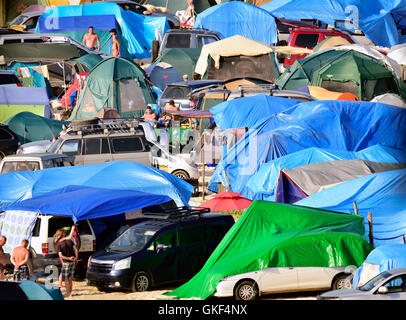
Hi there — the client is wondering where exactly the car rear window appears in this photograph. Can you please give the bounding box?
[0,74,20,85]
[1,161,40,174]
[48,218,92,237]
[179,225,207,244]
[161,86,190,99]
[165,34,191,48]
[111,137,145,153]
[196,35,218,47]
[294,33,319,48]
[0,128,13,140]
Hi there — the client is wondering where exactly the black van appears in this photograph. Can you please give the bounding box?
[86,207,235,292]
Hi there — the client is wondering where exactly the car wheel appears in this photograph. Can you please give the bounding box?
[332,274,352,290]
[234,280,258,300]
[171,169,190,181]
[131,271,151,292]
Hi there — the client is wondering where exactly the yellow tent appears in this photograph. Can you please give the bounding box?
[45,0,90,5]
[313,36,352,52]
[195,35,273,76]
[307,85,359,101]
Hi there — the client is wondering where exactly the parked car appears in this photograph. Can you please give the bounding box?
[8,10,43,32]
[29,215,96,278]
[16,140,53,155]
[46,119,199,186]
[283,27,355,66]
[86,207,235,292]
[99,0,179,29]
[275,17,316,42]
[0,124,20,159]
[318,268,406,300]
[0,70,23,87]
[152,29,222,61]
[0,153,73,174]
[0,33,105,56]
[214,266,354,300]
[158,80,224,111]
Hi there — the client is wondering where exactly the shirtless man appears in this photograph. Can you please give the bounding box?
[10,239,30,281]
[141,106,157,121]
[0,236,7,280]
[82,26,100,51]
[110,28,120,58]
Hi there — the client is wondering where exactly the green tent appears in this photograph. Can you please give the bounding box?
[71,54,104,72]
[69,57,155,120]
[276,49,406,101]
[166,200,373,300]
[153,48,202,79]
[5,112,69,144]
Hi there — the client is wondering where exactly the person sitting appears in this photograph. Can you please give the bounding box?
[190,117,199,130]
[160,100,179,121]
[141,106,157,121]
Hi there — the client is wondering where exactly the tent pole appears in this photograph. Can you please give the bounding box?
[368,212,374,247]
[227,167,229,192]
[353,201,358,215]
[201,134,205,201]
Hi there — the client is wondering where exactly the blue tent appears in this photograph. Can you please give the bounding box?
[296,169,406,246]
[144,62,183,91]
[352,245,406,288]
[210,94,298,130]
[246,145,406,201]
[208,100,406,197]
[37,2,170,59]
[261,0,406,48]
[194,1,278,45]
[6,185,172,222]
[0,161,193,210]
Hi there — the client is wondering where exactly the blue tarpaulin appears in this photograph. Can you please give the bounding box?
[0,86,50,107]
[261,0,406,48]
[296,169,406,246]
[208,100,406,197]
[210,94,298,130]
[352,245,406,288]
[246,145,406,201]
[5,185,172,222]
[37,2,170,59]
[194,1,278,45]
[0,161,193,210]
[144,63,183,91]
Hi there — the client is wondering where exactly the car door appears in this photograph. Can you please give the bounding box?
[110,136,151,165]
[259,267,299,294]
[145,228,181,285]
[57,139,83,166]
[82,138,112,165]
[373,275,406,300]
[297,267,333,290]
[177,224,208,281]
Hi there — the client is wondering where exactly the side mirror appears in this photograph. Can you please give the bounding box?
[378,286,388,294]
[157,243,168,252]
[151,145,161,158]
[143,10,152,15]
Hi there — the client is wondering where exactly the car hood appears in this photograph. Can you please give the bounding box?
[91,250,134,263]
[318,288,366,299]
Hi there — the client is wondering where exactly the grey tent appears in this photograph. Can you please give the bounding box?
[275,159,406,203]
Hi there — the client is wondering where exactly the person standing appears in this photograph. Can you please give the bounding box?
[10,239,30,281]
[82,26,101,51]
[54,228,78,298]
[110,28,121,58]
[0,236,7,280]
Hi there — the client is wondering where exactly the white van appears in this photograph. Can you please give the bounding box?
[29,215,96,278]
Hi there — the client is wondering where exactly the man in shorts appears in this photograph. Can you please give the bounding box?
[10,239,30,281]
[82,26,101,51]
[55,228,78,297]
[0,236,7,280]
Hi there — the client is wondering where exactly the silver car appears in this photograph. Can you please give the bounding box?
[318,268,406,300]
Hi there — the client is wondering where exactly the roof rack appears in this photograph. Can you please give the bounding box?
[141,206,211,220]
[69,119,142,136]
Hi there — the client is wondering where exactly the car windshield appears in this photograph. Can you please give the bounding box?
[10,15,27,25]
[47,138,61,153]
[107,228,156,252]
[358,271,392,291]
[1,161,40,174]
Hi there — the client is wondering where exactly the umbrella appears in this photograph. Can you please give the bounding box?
[200,191,252,212]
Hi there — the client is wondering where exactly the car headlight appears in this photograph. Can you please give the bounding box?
[112,257,131,270]
[87,257,92,269]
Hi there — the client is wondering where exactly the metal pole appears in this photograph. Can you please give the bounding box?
[353,201,358,215]
[201,133,205,201]
[368,212,374,247]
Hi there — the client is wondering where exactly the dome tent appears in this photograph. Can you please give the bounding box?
[276,48,406,101]
[69,57,155,120]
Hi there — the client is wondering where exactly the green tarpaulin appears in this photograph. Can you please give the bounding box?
[0,105,46,124]
[5,112,69,144]
[153,48,202,79]
[166,200,373,300]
